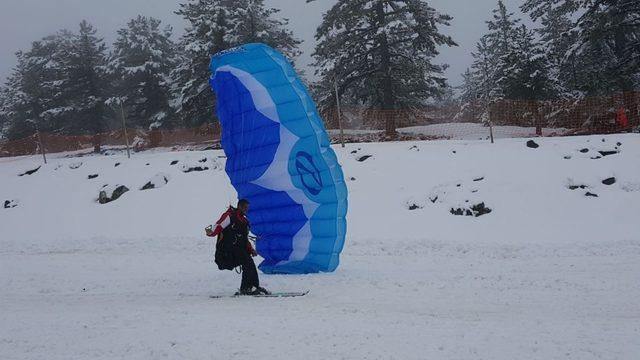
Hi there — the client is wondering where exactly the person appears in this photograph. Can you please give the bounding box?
[206,199,270,295]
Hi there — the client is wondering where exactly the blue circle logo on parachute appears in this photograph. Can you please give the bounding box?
[295,151,323,196]
[209,43,348,274]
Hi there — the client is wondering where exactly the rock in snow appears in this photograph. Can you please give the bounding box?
[18,166,41,177]
[4,199,18,209]
[98,185,130,204]
[450,202,492,217]
[141,174,170,191]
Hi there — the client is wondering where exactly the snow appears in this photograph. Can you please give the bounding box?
[1,134,639,359]
[399,123,570,139]
[328,123,569,140]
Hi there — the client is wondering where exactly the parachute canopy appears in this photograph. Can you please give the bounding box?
[209,43,348,274]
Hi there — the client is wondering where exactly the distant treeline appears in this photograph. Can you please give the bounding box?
[1,0,638,141]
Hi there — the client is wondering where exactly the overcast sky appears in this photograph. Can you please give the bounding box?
[0,0,529,86]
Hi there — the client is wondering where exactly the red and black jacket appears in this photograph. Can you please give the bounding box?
[208,207,254,254]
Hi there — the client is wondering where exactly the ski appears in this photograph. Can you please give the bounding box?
[210,290,309,299]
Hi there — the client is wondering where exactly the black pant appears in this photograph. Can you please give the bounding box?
[239,252,259,290]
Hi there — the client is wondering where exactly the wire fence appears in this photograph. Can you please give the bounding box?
[1,92,638,158]
[321,91,640,142]
[0,123,221,158]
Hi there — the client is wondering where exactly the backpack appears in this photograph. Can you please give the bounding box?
[214,208,246,271]
[215,235,239,271]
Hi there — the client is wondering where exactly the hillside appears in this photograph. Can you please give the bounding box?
[2,134,639,360]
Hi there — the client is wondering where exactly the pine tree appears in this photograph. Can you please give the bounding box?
[457,2,518,120]
[109,16,177,130]
[458,1,554,128]
[463,1,553,101]
[172,0,301,127]
[0,83,11,139]
[1,31,74,140]
[469,37,498,102]
[311,0,457,136]
[1,26,110,142]
[535,4,577,96]
[486,0,521,57]
[0,108,7,139]
[459,69,478,105]
[522,0,640,126]
[64,20,109,148]
[456,68,483,122]
[2,53,36,140]
[498,24,554,101]
[484,0,523,99]
[35,31,77,132]
[522,0,640,94]
[227,0,302,60]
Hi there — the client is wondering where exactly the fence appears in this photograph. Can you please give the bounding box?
[0,123,221,158]
[320,92,639,142]
[1,92,638,158]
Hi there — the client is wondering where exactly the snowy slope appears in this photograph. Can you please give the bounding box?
[1,134,640,360]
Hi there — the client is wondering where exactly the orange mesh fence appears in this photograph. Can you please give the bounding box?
[1,92,638,157]
[321,92,639,142]
[0,123,221,158]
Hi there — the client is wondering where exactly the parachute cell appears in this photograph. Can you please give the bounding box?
[209,43,348,274]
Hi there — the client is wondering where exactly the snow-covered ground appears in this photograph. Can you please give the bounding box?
[399,122,568,140]
[1,134,639,360]
[328,122,570,141]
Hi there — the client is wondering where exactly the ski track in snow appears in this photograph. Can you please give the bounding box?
[1,134,639,360]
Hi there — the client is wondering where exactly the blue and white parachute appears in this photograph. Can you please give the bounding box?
[209,43,348,274]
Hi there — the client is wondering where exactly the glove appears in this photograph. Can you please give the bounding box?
[205,225,214,237]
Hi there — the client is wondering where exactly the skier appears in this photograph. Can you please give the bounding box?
[206,199,270,295]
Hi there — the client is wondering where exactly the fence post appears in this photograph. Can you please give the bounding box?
[35,128,47,164]
[489,121,495,144]
[334,78,345,148]
[488,102,494,144]
[534,101,542,136]
[120,102,131,159]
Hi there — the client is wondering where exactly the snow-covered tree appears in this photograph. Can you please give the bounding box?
[171,0,230,128]
[481,1,523,100]
[64,20,109,143]
[227,0,301,60]
[310,0,457,136]
[457,2,517,120]
[2,54,36,140]
[486,0,521,57]
[457,1,555,127]
[462,2,553,101]
[0,90,6,138]
[2,55,38,140]
[456,68,483,122]
[497,24,554,101]
[522,0,640,94]
[468,37,498,102]
[459,69,478,105]
[1,31,75,140]
[0,81,13,140]
[109,16,177,129]
[171,0,301,127]
[522,0,640,126]
[534,4,578,95]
